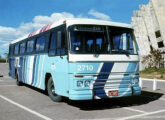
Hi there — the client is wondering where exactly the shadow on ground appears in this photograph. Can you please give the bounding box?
[22,83,164,111]
[65,91,163,111]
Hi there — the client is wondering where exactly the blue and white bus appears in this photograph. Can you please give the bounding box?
[9,18,141,101]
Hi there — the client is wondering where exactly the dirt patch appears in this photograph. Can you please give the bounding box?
[140,72,165,80]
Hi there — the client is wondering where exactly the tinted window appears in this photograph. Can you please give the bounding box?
[14,44,19,55]
[57,29,66,55]
[109,27,134,54]
[49,27,66,56]
[70,26,109,54]
[9,45,13,56]
[27,40,34,53]
[69,25,136,54]
[36,36,46,51]
[20,42,26,54]
[50,32,56,49]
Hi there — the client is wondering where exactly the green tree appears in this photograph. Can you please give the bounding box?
[142,48,163,69]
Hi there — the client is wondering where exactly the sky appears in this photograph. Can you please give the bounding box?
[0,0,149,57]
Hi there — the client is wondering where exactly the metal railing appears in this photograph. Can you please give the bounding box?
[139,78,165,91]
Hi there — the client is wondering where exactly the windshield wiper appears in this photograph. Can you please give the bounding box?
[118,50,130,56]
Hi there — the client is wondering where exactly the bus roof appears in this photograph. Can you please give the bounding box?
[10,18,132,44]
[66,18,132,28]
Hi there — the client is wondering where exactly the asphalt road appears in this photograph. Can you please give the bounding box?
[0,63,165,120]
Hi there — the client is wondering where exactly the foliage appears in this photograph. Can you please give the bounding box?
[140,68,165,74]
[140,68,165,80]
[0,58,6,63]
[142,48,163,69]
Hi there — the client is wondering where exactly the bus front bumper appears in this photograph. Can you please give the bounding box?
[69,86,141,100]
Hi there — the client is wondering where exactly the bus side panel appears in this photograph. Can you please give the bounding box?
[34,55,46,89]
[43,55,69,97]
[17,54,69,97]
[9,56,16,79]
[17,56,24,82]
[23,55,44,88]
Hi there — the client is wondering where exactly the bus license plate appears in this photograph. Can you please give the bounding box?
[108,90,118,96]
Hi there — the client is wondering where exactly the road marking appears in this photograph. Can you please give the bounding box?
[3,76,12,78]
[139,116,165,119]
[0,95,53,120]
[160,98,165,101]
[117,109,165,120]
[123,107,147,113]
[0,85,16,87]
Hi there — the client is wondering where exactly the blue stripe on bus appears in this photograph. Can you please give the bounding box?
[31,56,37,85]
[35,55,40,86]
[24,56,27,83]
[26,56,28,84]
[94,63,114,97]
[24,56,26,82]
[33,56,37,86]
[34,55,40,86]
[22,57,24,82]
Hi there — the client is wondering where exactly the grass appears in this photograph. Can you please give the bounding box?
[0,58,7,63]
[140,68,165,80]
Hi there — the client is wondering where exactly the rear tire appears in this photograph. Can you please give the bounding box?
[16,74,22,86]
[47,77,62,102]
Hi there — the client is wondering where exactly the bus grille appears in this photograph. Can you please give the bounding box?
[93,75,132,89]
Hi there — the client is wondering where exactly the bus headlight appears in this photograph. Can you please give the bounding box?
[84,80,90,87]
[131,78,139,85]
[77,81,83,87]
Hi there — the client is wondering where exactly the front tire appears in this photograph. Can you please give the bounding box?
[47,77,62,102]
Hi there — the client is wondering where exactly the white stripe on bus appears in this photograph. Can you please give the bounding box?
[39,55,45,88]
[36,55,41,87]
[29,56,34,84]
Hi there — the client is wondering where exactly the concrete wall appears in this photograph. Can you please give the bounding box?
[132,0,165,70]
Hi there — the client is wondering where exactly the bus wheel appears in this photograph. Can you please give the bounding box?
[47,77,62,102]
[16,74,22,86]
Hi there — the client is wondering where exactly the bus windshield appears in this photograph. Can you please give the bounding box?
[69,25,136,54]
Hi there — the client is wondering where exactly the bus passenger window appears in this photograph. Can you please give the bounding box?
[49,32,57,56]
[36,36,46,51]
[49,27,66,56]
[57,29,66,55]
[50,32,56,50]
[27,40,34,53]
[57,31,62,49]
[20,43,26,54]
[14,44,19,55]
